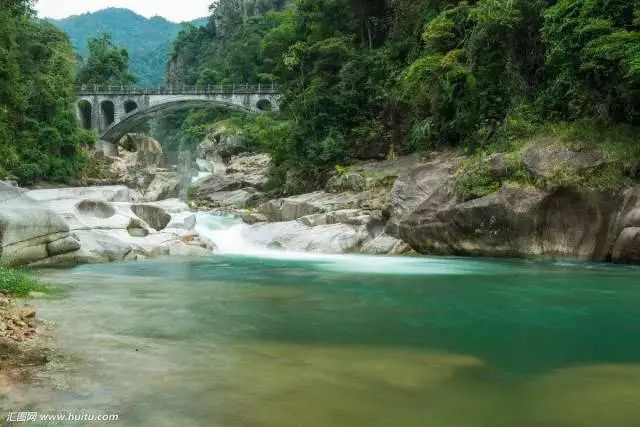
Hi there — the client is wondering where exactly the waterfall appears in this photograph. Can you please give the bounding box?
[191,213,472,275]
[193,213,266,255]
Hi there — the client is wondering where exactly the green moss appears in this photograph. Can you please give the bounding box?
[334,165,348,176]
[0,267,50,297]
[455,120,640,201]
[454,160,501,202]
[455,150,533,202]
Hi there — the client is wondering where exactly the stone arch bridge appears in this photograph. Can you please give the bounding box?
[76,84,281,143]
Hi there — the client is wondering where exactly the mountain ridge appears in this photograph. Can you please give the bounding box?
[50,8,208,86]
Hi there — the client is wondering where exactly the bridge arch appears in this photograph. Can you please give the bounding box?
[256,99,273,112]
[101,98,259,143]
[124,100,138,114]
[76,85,281,142]
[100,100,115,130]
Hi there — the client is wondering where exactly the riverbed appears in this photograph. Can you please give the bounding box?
[5,252,640,427]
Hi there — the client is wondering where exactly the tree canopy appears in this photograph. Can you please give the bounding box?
[77,33,137,86]
[163,0,640,192]
[0,0,93,184]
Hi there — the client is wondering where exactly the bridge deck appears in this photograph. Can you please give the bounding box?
[77,84,280,96]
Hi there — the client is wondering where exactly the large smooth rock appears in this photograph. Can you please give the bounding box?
[386,153,461,235]
[46,236,81,257]
[523,143,604,179]
[23,186,208,266]
[72,230,134,263]
[361,233,411,255]
[0,183,77,266]
[398,185,621,260]
[27,186,141,203]
[143,172,183,202]
[258,191,384,223]
[131,204,171,231]
[612,227,640,264]
[250,221,370,254]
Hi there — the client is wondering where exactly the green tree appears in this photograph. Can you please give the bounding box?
[161,0,640,194]
[77,33,137,86]
[0,0,94,184]
[539,0,640,123]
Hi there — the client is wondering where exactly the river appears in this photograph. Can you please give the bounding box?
[5,216,640,426]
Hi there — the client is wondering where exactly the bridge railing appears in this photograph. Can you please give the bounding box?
[77,84,279,96]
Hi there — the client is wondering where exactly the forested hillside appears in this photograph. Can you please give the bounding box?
[165,0,640,194]
[0,1,93,184]
[51,8,206,86]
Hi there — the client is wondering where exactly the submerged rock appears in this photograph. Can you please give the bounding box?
[361,233,411,255]
[250,221,371,254]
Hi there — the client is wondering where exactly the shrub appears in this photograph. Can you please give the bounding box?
[0,267,49,297]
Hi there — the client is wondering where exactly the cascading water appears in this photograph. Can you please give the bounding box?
[191,212,490,274]
[191,171,212,184]
[194,213,269,255]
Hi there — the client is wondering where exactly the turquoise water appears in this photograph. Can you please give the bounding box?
[7,255,640,426]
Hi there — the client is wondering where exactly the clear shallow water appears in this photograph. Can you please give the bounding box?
[7,254,640,426]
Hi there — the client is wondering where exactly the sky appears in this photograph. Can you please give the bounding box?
[34,0,212,22]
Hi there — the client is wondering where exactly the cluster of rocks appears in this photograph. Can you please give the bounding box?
[189,123,270,210]
[0,293,37,342]
[189,136,415,254]
[0,182,211,267]
[391,148,640,264]
[108,133,186,202]
[5,123,640,264]
[189,153,270,210]
[188,129,640,262]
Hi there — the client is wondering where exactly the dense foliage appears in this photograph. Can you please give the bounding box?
[52,8,207,86]
[164,0,640,193]
[0,0,93,184]
[76,33,137,86]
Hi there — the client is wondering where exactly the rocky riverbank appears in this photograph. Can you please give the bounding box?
[188,131,640,263]
[0,134,213,268]
[0,182,211,267]
[3,128,640,266]
[0,291,50,393]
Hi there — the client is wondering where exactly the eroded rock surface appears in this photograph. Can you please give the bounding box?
[15,186,210,267]
[189,153,270,210]
[1,183,78,266]
[213,148,640,262]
